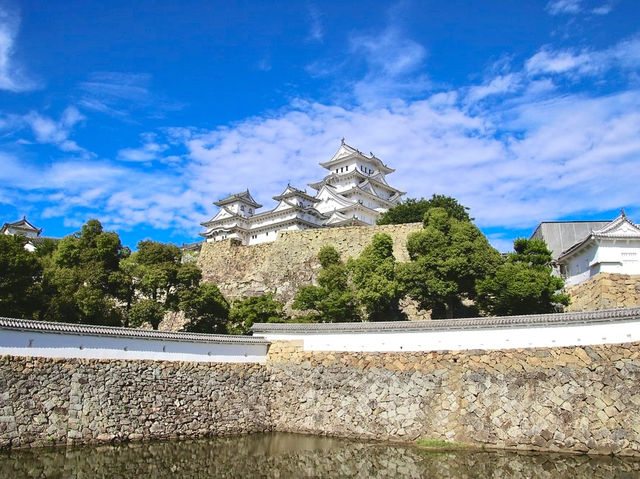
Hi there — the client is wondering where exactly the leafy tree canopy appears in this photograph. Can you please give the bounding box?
[398,207,502,318]
[180,283,229,333]
[119,240,203,327]
[377,195,472,225]
[42,219,128,325]
[476,238,570,316]
[294,236,405,323]
[128,298,166,330]
[347,233,405,321]
[124,240,195,310]
[227,293,287,335]
[293,245,360,323]
[0,234,44,319]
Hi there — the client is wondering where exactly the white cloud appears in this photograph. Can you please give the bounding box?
[348,28,430,105]
[592,3,613,14]
[0,5,38,92]
[526,36,640,78]
[117,133,169,163]
[526,48,594,75]
[546,0,583,15]
[24,106,89,154]
[466,74,521,103]
[546,0,614,16]
[179,87,640,234]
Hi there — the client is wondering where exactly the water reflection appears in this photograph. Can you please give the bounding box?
[1,433,640,478]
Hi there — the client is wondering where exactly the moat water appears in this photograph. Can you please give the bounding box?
[1,432,640,478]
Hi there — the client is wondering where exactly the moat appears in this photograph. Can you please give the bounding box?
[1,433,639,478]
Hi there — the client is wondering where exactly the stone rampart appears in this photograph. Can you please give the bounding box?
[4,336,640,455]
[267,340,640,456]
[567,273,640,312]
[0,356,270,449]
[197,223,424,318]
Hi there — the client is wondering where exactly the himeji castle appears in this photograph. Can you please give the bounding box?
[200,140,406,245]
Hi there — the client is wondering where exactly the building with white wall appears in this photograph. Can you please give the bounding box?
[557,212,640,286]
[200,140,405,245]
[1,217,47,252]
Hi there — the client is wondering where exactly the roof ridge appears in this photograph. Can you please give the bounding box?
[0,317,270,345]
[252,306,640,333]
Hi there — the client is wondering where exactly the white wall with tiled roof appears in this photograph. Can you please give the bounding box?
[0,318,269,363]
[252,307,640,352]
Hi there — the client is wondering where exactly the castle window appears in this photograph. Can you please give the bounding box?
[249,208,253,214]
[240,205,245,212]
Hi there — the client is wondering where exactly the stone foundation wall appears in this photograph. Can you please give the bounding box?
[567,273,640,312]
[0,356,270,449]
[267,340,640,456]
[4,337,640,456]
[197,223,425,319]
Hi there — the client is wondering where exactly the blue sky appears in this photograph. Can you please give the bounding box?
[1,0,639,251]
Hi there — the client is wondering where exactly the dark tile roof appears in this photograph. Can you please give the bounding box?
[0,317,270,345]
[251,306,640,334]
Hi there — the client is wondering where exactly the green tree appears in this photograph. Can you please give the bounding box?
[377,195,472,225]
[133,241,185,309]
[347,234,405,321]
[0,234,43,319]
[292,245,360,323]
[398,207,502,318]
[120,240,203,327]
[180,283,229,333]
[128,298,166,330]
[41,219,128,326]
[476,238,570,316]
[227,293,286,334]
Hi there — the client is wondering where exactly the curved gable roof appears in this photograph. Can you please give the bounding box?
[214,190,262,208]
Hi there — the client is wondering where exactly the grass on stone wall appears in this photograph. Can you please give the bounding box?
[416,439,468,449]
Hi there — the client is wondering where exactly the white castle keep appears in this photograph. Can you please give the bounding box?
[200,140,405,245]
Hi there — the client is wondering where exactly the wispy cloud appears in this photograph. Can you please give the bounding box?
[546,0,583,15]
[545,0,614,16]
[0,104,91,158]
[526,36,640,78]
[466,74,521,103]
[78,72,184,120]
[348,27,430,105]
[0,4,38,92]
[117,133,168,163]
[24,106,87,153]
[307,4,323,42]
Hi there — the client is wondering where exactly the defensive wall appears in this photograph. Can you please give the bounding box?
[197,222,425,318]
[567,273,640,312]
[3,308,640,456]
[197,224,640,320]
